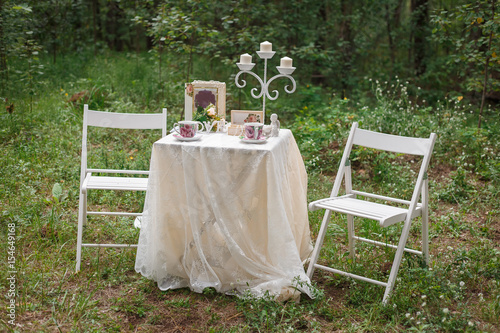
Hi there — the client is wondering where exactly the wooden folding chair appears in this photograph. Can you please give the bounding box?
[307,122,436,304]
[75,104,167,271]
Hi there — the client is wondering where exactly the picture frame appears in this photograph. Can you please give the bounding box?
[184,80,226,121]
[230,110,264,125]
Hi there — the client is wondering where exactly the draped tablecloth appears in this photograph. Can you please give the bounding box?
[135,129,313,300]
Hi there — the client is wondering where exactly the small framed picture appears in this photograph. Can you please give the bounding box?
[185,81,226,121]
[230,110,264,125]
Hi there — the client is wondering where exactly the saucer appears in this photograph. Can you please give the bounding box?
[173,134,202,141]
[240,136,267,144]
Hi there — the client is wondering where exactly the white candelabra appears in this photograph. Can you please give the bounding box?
[235,41,296,120]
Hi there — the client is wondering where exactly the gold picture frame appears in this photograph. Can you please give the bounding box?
[230,110,264,125]
[184,80,226,121]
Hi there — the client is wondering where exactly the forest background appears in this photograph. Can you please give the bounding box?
[1,0,499,114]
[0,0,499,332]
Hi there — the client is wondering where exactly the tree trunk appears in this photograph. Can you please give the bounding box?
[158,42,162,85]
[135,0,141,55]
[52,33,57,64]
[50,2,59,64]
[478,0,495,130]
[0,0,8,86]
[385,4,395,67]
[92,0,98,55]
[386,0,404,68]
[412,0,429,76]
[340,0,354,97]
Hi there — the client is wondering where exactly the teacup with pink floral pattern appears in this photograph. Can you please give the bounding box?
[244,122,264,140]
[173,121,204,138]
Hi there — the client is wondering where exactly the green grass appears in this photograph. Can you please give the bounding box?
[0,51,499,332]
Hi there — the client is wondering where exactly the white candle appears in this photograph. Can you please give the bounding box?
[240,53,252,64]
[280,56,293,68]
[260,41,272,52]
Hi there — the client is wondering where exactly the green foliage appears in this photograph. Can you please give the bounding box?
[430,0,500,128]
[431,1,500,91]
[0,31,499,333]
[1,0,499,103]
[437,167,476,203]
[234,285,327,332]
[164,296,191,308]
[112,293,155,318]
[135,1,213,83]
[0,1,44,107]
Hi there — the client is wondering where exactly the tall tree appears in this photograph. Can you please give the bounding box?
[339,0,354,96]
[385,0,404,67]
[0,0,7,84]
[412,0,430,76]
[92,0,99,55]
[477,0,496,129]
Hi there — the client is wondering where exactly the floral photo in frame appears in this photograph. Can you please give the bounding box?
[184,80,226,121]
[230,110,264,125]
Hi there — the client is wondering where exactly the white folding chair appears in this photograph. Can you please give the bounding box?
[76,104,167,272]
[307,122,436,304]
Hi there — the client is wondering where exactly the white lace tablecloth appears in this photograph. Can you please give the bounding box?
[135,129,313,300]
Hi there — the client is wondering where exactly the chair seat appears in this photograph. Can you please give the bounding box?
[312,197,422,227]
[85,175,148,191]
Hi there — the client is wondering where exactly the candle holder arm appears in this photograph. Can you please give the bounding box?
[235,70,266,99]
[265,74,297,101]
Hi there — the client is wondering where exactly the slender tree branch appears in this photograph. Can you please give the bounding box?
[478,0,495,130]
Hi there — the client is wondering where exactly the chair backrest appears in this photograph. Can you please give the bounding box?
[80,104,167,182]
[84,105,167,134]
[331,122,436,215]
[352,128,434,156]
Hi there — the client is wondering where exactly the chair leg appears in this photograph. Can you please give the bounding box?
[422,211,429,265]
[382,219,413,304]
[307,210,333,279]
[76,190,87,272]
[347,214,355,259]
[422,179,430,265]
[344,164,355,260]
